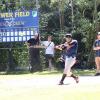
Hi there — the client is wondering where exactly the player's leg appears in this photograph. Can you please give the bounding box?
[48,55,54,71]
[45,54,49,70]
[59,74,66,85]
[70,74,79,83]
[99,57,100,73]
[95,57,100,76]
[58,57,69,85]
[64,57,79,83]
[59,57,71,85]
[68,57,79,83]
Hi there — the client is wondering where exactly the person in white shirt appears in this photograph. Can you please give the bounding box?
[42,35,55,71]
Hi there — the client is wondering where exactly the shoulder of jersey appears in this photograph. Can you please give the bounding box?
[71,39,77,43]
[95,39,100,42]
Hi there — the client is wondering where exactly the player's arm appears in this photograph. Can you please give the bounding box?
[67,40,78,50]
[93,46,100,50]
[38,41,47,48]
[93,41,100,50]
[55,44,66,50]
[65,42,74,50]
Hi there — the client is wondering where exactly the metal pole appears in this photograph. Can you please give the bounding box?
[58,0,63,31]
[94,0,98,32]
[36,0,40,9]
[70,0,74,33]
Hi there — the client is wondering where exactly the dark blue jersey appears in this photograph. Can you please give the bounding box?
[64,40,78,57]
[93,39,100,57]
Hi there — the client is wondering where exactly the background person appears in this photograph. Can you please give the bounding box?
[93,32,100,76]
[27,33,40,72]
[42,35,55,71]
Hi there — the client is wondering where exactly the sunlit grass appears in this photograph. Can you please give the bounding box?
[0,69,99,100]
[0,78,99,100]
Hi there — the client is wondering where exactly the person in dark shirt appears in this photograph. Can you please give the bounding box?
[27,33,40,72]
[56,33,79,85]
[93,32,100,76]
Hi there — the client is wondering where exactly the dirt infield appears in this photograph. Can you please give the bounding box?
[0,74,100,100]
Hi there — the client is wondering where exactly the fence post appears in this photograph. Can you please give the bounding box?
[7,47,14,72]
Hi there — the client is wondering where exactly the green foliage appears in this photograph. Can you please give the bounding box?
[13,49,29,67]
[0,0,100,71]
[20,0,36,10]
[0,49,8,70]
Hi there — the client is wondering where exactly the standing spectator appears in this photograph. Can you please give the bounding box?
[56,33,79,85]
[27,33,40,72]
[42,35,55,71]
[93,32,100,76]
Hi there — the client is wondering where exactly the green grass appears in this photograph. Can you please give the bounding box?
[33,69,96,76]
[0,87,99,100]
[0,70,99,100]
[20,89,100,100]
[73,69,95,76]
[0,69,96,76]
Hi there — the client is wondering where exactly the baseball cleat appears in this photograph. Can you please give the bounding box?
[95,73,100,76]
[58,81,64,85]
[74,76,79,83]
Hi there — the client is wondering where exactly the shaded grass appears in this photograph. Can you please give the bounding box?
[33,69,96,76]
[0,69,96,76]
[73,69,95,76]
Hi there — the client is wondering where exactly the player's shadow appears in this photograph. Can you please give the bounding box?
[63,83,70,85]
[58,83,70,85]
